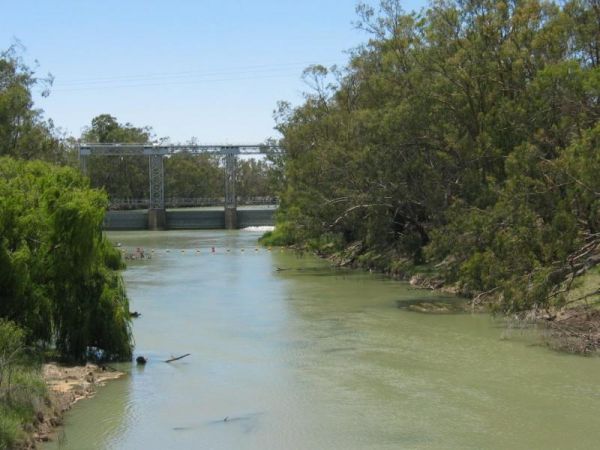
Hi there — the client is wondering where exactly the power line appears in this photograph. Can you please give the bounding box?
[53,60,345,87]
[51,72,312,92]
[54,61,321,84]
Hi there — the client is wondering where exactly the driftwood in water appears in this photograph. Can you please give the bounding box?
[165,353,190,363]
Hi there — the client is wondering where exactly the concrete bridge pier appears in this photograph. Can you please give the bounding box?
[224,207,238,230]
[224,148,238,230]
[148,208,166,230]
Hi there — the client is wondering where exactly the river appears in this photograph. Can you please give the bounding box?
[44,230,600,450]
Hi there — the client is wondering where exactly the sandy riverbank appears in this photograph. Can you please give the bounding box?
[23,364,124,448]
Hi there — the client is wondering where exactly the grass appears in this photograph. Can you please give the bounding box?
[0,408,22,450]
[0,364,48,449]
[0,320,49,450]
[564,266,600,309]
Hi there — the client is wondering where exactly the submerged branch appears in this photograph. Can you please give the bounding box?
[165,353,191,363]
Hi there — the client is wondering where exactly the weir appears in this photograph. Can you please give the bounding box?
[78,143,279,230]
[103,207,276,230]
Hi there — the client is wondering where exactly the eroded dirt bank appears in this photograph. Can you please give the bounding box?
[19,364,124,449]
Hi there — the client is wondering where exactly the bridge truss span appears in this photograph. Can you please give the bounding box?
[78,142,281,229]
[78,143,280,157]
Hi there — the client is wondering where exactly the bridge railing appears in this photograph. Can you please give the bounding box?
[108,197,279,210]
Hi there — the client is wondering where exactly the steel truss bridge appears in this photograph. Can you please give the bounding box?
[78,143,280,229]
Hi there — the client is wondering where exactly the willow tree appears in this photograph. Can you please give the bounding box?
[0,157,133,360]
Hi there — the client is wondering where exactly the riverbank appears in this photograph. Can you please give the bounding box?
[542,307,600,354]
[282,239,600,355]
[18,364,124,449]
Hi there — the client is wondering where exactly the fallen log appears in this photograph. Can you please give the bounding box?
[165,353,191,363]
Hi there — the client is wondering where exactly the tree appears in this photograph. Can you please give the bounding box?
[81,114,154,201]
[236,158,274,201]
[164,152,222,201]
[0,157,133,360]
[271,0,600,312]
[0,44,68,164]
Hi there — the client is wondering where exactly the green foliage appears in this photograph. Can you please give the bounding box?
[0,408,21,449]
[82,114,153,144]
[259,219,303,247]
[82,114,154,200]
[165,151,275,202]
[236,158,274,200]
[0,320,47,450]
[0,157,133,361]
[0,45,70,164]
[272,0,600,312]
[165,152,222,200]
[81,115,277,205]
[259,229,292,247]
[0,319,26,393]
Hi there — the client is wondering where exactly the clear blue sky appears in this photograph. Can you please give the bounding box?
[1,1,426,143]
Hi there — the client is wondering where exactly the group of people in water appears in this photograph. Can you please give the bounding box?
[123,247,151,260]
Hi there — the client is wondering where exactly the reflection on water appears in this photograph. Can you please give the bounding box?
[45,231,600,450]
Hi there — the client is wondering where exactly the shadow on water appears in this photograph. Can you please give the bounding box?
[275,266,354,277]
[395,297,470,314]
[173,412,265,434]
[322,346,357,354]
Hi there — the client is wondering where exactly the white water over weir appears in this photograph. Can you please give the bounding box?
[241,226,275,232]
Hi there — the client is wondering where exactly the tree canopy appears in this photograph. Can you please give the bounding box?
[0,45,70,164]
[0,157,132,360]
[269,0,600,312]
[81,114,276,205]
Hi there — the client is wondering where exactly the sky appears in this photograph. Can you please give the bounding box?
[1,0,426,144]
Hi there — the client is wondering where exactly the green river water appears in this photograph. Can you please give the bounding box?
[44,230,600,450]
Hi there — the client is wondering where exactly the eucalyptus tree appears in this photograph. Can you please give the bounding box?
[165,152,222,200]
[81,114,154,201]
[0,45,67,163]
[271,0,600,311]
